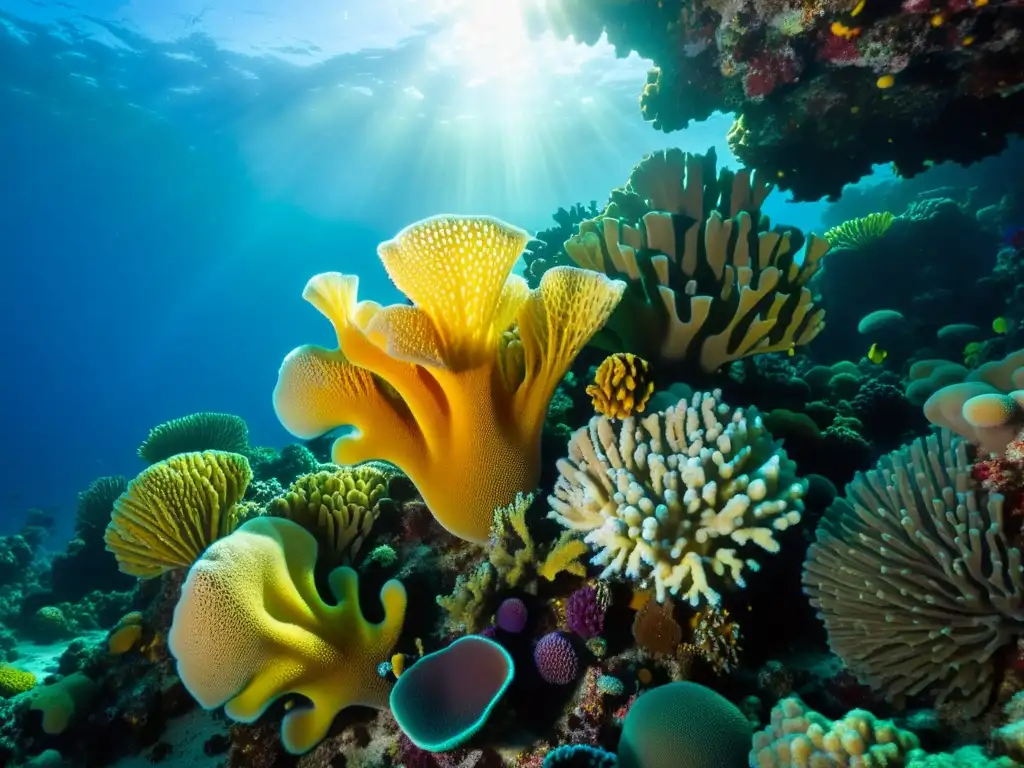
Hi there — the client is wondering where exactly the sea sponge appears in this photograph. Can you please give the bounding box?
[273,214,625,543]
[390,635,514,752]
[586,352,655,419]
[105,450,252,578]
[0,663,37,697]
[562,148,829,371]
[138,412,250,463]
[803,430,1024,716]
[495,597,528,634]
[751,697,921,767]
[168,516,406,754]
[856,308,905,335]
[30,672,97,734]
[108,611,143,655]
[618,682,751,768]
[271,464,393,567]
[549,389,805,605]
[533,632,579,685]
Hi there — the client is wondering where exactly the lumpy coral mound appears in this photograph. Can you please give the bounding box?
[549,388,806,606]
[273,214,625,544]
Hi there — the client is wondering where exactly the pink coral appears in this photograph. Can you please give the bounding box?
[534,633,579,685]
[742,47,802,98]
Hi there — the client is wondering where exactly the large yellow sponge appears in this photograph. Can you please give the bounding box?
[167,516,406,755]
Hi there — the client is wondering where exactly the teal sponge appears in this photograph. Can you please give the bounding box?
[618,682,751,768]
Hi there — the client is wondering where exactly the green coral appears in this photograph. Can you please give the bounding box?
[138,412,250,464]
[0,664,37,697]
[823,212,895,251]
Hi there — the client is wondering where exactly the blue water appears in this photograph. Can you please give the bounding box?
[0,0,859,539]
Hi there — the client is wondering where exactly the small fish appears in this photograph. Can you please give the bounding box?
[867,343,887,364]
[1004,226,1024,250]
[787,346,796,357]
[993,316,1011,334]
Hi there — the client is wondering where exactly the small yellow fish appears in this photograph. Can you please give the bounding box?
[867,343,888,364]
[993,316,1011,334]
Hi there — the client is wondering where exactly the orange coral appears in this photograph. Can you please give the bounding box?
[274,215,625,544]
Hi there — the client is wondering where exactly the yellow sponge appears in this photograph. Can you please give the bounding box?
[167,516,406,754]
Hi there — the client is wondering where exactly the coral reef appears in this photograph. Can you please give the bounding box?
[138,412,251,463]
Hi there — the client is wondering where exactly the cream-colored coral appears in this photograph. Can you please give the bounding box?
[548,389,804,606]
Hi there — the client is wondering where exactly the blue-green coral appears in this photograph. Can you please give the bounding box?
[549,389,805,606]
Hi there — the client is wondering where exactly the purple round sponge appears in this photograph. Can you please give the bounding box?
[565,585,605,640]
[534,632,578,685]
[496,598,528,634]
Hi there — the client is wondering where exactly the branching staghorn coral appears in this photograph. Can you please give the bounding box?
[138,412,250,464]
[273,214,625,544]
[105,450,252,578]
[549,389,805,606]
[823,211,895,251]
[803,430,1024,717]
[561,148,829,372]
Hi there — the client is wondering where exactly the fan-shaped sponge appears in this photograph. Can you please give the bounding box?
[105,450,252,578]
[618,682,751,768]
[391,635,514,752]
[168,516,407,754]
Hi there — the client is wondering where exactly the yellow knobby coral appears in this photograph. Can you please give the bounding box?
[168,516,406,755]
[0,664,37,698]
[586,353,656,420]
[490,492,588,588]
[105,450,252,578]
[563,148,829,372]
[273,214,625,543]
[436,561,496,634]
[138,412,250,464]
[823,211,895,251]
[271,465,392,567]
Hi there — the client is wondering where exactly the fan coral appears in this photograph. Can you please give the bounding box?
[586,353,655,419]
[138,412,250,463]
[105,450,252,578]
[273,214,625,543]
[271,465,394,567]
[803,430,1024,717]
[549,389,805,606]
[168,516,406,754]
[823,212,896,251]
[561,148,829,371]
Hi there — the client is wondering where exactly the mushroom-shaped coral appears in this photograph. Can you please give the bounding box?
[618,682,751,768]
[390,635,514,752]
[105,450,252,578]
[273,214,625,544]
[803,430,1024,716]
[167,516,407,754]
[549,389,806,606]
[561,148,829,371]
[138,412,250,463]
[586,353,655,419]
[271,464,393,567]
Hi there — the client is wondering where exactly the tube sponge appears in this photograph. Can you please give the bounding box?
[390,635,514,752]
[168,516,407,755]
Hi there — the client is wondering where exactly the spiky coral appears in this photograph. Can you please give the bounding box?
[273,215,625,544]
[562,148,829,372]
[549,389,805,605]
[823,212,895,251]
[105,450,252,578]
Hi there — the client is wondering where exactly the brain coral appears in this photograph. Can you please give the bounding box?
[549,389,805,606]
[273,214,625,544]
[803,430,1024,717]
[168,516,406,754]
[618,682,751,768]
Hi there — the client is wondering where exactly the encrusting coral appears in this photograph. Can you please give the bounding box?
[549,389,805,606]
[561,148,829,371]
[168,516,407,755]
[137,412,250,464]
[803,430,1024,717]
[273,214,625,543]
[270,464,395,567]
[105,450,252,578]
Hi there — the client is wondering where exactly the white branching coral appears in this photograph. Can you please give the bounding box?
[548,389,805,606]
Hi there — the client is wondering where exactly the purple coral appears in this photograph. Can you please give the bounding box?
[534,632,579,685]
[565,585,605,640]
[495,597,528,634]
